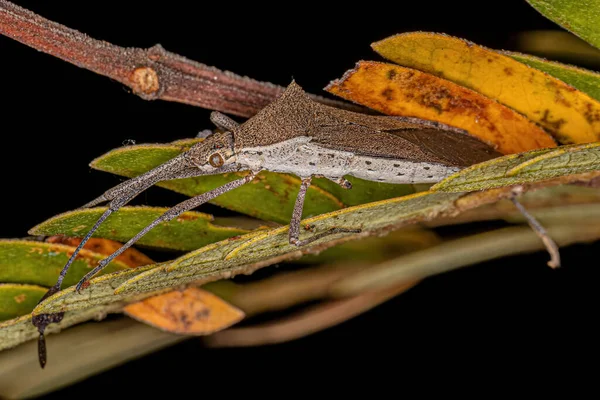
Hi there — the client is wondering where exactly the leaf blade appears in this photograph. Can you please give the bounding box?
[526,0,600,50]
[431,142,600,192]
[29,207,249,252]
[327,61,556,154]
[372,32,600,145]
[0,284,46,321]
[0,240,129,288]
[507,51,600,102]
[124,287,244,335]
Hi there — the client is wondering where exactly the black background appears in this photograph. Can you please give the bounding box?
[1,0,599,395]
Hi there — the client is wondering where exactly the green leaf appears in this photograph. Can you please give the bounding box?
[29,207,249,252]
[527,0,600,50]
[0,240,129,288]
[4,166,599,348]
[0,284,46,321]
[507,51,600,102]
[0,303,125,352]
[30,174,600,316]
[90,142,415,223]
[30,191,465,315]
[431,143,600,192]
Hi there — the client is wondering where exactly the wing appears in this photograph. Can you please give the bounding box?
[234,81,501,167]
[312,99,502,168]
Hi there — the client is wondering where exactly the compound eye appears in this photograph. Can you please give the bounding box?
[209,153,224,168]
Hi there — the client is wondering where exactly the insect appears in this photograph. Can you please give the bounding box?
[39,80,502,303]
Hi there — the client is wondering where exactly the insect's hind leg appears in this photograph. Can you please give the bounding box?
[289,176,360,247]
[75,171,261,291]
[511,191,561,268]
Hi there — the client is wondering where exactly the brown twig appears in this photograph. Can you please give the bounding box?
[0,0,359,117]
[204,282,417,348]
[0,0,279,117]
[211,262,372,317]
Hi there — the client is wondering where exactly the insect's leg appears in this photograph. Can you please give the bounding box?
[81,155,186,209]
[210,111,239,131]
[75,171,260,291]
[324,176,352,189]
[289,176,360,247]
[511,192,561,268]
[40,156,194,301]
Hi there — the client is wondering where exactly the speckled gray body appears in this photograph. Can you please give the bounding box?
[236,137,459,183]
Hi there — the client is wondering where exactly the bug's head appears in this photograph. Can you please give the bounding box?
[186,131,237,173]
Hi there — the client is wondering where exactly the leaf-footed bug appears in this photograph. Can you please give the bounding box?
[34,81,559,367]
[42,80,501,296]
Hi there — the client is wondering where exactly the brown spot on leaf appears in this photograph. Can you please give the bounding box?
[540,109,567,131]
[14,294,27,303]
[123,287,244,335]
[584,102,600,125]
[131,66,160,95]
[381,88,394,101]
[387,69,397,80]
[29,247,44,255]
[176,214,200,222]
[503,67,514,76]
[45,236,153,268]
[555,91,571,108]
[326,60,557,154]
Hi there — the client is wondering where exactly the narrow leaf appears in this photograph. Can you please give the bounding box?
[327,61,556,154]
[5,169,598,348]
[90,142,414,223]
[34,192,463,314]
[372,32,600,144]
[30,207,249,252]
[124,287,244,335]
[0,303,124,352]
[0,284,46,321]
[506,51,600,102]
[431,142,600,192]
[526,0,600,50]
[0,240,129,288]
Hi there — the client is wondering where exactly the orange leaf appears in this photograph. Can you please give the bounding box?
[327,61,556,155]
[45,236,154,268]
[123,287,245,335]
[372,32,600,145]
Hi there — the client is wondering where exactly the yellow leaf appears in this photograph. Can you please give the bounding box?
[327,61,556,154]
[372,32,600,145]
[123,287,244,335]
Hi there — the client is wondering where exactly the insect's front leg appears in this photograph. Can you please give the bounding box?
[210,111,240,131]
[75,170,261,291]
[288,176,360,247]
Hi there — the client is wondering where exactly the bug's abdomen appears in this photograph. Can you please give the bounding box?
[345,154,460,183]
[238,138,459,183]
